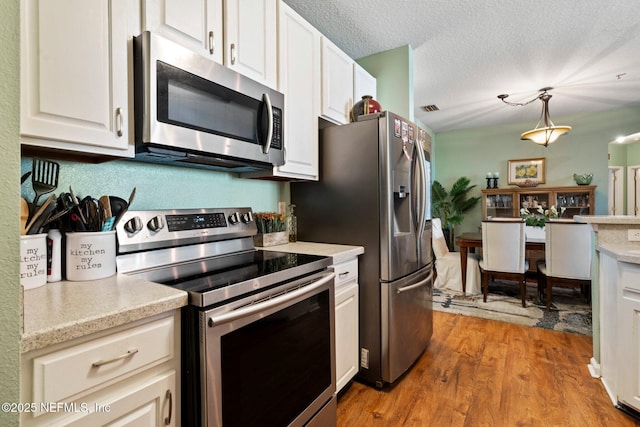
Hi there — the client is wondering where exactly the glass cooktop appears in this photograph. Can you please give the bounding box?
[128,250,331,307]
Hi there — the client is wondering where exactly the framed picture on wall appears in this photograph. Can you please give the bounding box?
[508,158,546,186]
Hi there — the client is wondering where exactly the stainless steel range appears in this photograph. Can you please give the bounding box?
[115,208,337,427]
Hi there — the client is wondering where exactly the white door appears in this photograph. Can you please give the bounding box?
[353,63,377,105]
[224,0,277,89]
[274,3,321,180]
[321,37,354,124]
[608,166,624,215]
[144,0,223,64]
[21,0,134,156]
[627,166,640,215]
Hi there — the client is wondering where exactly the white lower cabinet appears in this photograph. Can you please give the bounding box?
[21,311,180,426]
[599,251,619,402]
[598,250,640,412]
[333,258,359,392]
[619,262,640,412]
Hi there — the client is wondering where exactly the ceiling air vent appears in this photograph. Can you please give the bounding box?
[421,104,439,112]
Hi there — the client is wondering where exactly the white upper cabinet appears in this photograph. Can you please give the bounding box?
[144,0,276,87]
[353,63,377,107]
[143,0,224,64]
[21,0,138,157]
[272,2,320,180]
[224,0,277,89]
[321,37,354,125]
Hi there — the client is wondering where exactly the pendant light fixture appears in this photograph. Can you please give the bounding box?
[498,87,571,147]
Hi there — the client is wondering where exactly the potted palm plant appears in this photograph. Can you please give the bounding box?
[432,177,481,249]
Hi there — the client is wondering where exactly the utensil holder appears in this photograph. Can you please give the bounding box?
[65,231,116,281]
[20,234,48,289]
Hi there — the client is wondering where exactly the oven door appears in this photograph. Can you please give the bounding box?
[201,270,336,427]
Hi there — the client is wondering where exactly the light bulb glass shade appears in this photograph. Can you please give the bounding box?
[520,125,572,146]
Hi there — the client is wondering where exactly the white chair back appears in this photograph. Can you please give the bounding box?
[481,220,526,273]
[431,218,450,259]
[545,221,592,280]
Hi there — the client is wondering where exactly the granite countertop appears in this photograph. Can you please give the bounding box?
[597,243,640,265]
[575,215,640,225]
[257,241,364,264]
[22,241,361,353]
[21,274,188,353]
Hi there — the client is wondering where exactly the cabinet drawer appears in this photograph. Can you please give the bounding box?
[333,258,358,287]
[31,316,174,404]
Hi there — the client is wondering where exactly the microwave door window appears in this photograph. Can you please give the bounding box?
[157,61,260,145]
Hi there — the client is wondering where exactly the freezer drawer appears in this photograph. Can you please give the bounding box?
[381,265,433,383]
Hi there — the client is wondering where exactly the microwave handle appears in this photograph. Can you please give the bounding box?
[261,93,274,154]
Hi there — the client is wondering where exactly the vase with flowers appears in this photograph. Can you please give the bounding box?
[520,205,566,239]
[253,212,288,247]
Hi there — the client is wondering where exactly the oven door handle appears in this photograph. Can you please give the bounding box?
[208,271,335,327]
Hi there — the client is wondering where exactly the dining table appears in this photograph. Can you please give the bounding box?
[454,232,545,293]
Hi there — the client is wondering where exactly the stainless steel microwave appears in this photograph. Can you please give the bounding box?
[133,31,284,172]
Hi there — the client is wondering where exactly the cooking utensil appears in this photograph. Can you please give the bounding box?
[109,196,128,227]
[69,186,87,225]
[29,159,60,222]
[25,193,56,234]
[111,188,136,228]
[99,195,112,219]
[127,187,136,207]
[20,198,29,235]
[21,171,31,185]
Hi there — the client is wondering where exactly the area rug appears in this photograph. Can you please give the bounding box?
[432,280,592,336]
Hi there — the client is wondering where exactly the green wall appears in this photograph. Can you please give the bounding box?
[357,45,414,121]
[628,143,640,166]
[0,0,21,425]
[433,105,640,236]
[20,158,288,213]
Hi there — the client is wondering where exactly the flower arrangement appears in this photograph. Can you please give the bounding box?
[254,212,286,233]
[520,205,566,228]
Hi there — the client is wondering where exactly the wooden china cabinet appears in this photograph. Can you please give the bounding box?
[481,185,596,220]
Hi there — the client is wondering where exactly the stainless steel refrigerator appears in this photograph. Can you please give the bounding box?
[291,111,433,387]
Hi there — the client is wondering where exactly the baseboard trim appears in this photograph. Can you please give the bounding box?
[588,357,601,378]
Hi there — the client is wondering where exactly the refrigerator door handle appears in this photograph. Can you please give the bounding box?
[414,142,428,239]
[396,270,433,294]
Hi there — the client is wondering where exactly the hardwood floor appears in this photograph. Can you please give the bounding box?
[337,311,639,427]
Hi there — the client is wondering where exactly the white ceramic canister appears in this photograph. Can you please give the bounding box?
[65,231,116,281]
[20,233,48,289]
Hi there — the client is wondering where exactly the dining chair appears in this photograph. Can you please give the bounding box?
[537,221,592,311]
[432,218,481,294]
[479,219,528,307]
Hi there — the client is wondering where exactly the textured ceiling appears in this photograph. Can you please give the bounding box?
[283,0,640,134]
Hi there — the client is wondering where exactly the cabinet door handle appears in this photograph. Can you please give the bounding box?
[339,271,350,278]
[230,43,236,64]
[164,390,173,425]
[208,30,214,55]
[115,107,123,137]
[91,348,138,367]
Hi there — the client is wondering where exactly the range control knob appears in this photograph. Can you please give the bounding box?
[124,216,143,234]
[147,216,164,232]
[228,212,240,225]
[240,212,253,224]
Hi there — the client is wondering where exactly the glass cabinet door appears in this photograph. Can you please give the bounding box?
[519,192,550,213]
[556,190,591,217]
[486,193,514,218]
